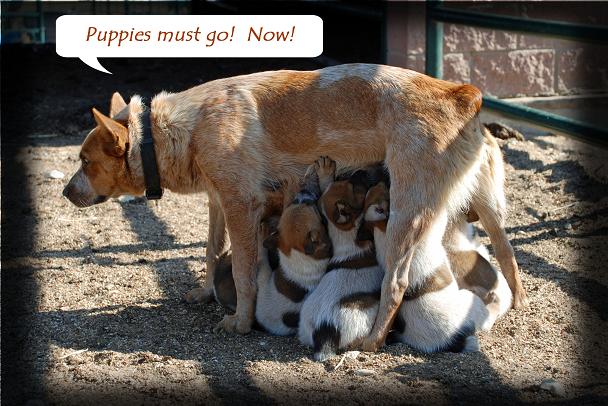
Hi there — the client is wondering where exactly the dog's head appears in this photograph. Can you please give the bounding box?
[263,202,332,260]
[63,93,143,207]
[364,182,390,224]
[320,173,367,231]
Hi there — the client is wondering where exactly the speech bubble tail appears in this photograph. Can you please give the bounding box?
[79,56,112,74]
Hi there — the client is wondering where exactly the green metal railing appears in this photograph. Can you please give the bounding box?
[425,1,608,146]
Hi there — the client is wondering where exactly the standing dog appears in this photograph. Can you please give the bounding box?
[62,64,527,344]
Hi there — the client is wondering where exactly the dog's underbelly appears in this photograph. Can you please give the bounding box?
[260,131,386,189]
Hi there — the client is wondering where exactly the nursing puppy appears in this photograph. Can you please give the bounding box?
[444,216,512,318]
[214,164,332,335]
[299,158,384,361]
[366,182,501,353]
[62,64,527,341]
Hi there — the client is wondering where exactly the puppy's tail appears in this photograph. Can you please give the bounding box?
[212,252,237,313]
[312,321,341,362]
[444,323,478,353]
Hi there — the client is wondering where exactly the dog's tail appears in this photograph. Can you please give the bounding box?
[312,321,341,362]
[212,252,237,313]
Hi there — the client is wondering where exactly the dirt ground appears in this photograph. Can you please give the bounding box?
[2,48,608,405]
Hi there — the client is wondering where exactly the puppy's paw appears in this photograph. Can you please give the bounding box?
[483,291,498,306]
[183,287,214,304]
[213,314,252,335]
[316,156,336,179]
[512,288,529,309]
[315,156,336,191]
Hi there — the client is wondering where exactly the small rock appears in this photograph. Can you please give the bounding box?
[47,170,65,179]
[484,122,525,141]
[345,351,360,359]
[540,379,565,397]
[564,223,573,231]
[354,368,376,376]
[118,195,136,203]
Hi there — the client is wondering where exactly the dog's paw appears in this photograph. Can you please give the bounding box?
[512,288,529,309]
[213,314,252,335]
[183,287,214,304]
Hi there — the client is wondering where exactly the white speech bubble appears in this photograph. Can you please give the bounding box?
[56,15,323,74]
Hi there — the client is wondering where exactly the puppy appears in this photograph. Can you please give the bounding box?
[366,182,501,353]
[214,165,332,335]
[444,216,512,318]
[299,158,384,361]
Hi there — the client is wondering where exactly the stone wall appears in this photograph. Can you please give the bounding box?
[385,2,608,98]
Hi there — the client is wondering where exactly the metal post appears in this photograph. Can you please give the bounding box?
[425,0,443,78]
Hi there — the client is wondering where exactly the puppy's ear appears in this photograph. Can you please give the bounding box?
[263,231,279,250]
[334,201,352,224]
[466,209,479,223]
[110,92,127,117]
[92,108,129,157]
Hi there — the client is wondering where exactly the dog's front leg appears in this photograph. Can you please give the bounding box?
[184,195,229,304]
[361,157,438,352]
[360,210,425,352]
[213,199,260,334]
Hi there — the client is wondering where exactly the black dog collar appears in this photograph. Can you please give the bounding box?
[140,109,163,200]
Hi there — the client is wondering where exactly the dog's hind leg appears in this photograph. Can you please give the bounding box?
[361,112,485,352]
[471,132,527,308]
[184,195,229,304]
[214,197,262,334]
[472,196,528,309]
[361,154,445,352]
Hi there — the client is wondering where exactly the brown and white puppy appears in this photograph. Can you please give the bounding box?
[444,214,512,318]
[213,165,332,335]
[299,158,384,361]
[366,182,501,353]
[62,64,527,342]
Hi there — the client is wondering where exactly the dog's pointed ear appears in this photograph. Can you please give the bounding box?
[110,92,127,117]
[110,93,130,126]
[92,108,129,157]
